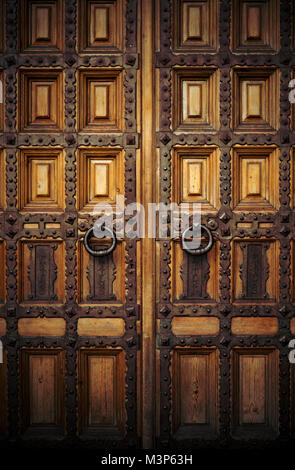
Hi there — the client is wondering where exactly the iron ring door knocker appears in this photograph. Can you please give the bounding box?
[181,223,213,255]
[84,226,117,256]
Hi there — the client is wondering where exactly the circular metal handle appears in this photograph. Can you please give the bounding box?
[84,226,117,257]
[181,223,213,255]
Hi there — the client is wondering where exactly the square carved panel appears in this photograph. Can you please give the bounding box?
[78,0,124,52]
[19,0,64,52]
[77,147,124,211]
[232,0,279,52]
[172,67,219,132]
[231,146,279,211]
[0,70,4,131]
[231,348,279,439]
[18,240,65,304]
[19,148,65,212]
[232,238,279,304]
[19,69,63,132]
[77,239,125,304]
[20,348,65,437]
[171,240,219,303]
[78,68,124,132]
[172,0,218,52]
[172,146,219,211]
[78,348,126,437]
[232,67,279,132]
[171,348,219,439]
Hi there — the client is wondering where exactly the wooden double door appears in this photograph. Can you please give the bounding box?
[0,0,295,449]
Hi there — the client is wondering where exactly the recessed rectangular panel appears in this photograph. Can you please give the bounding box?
[231,317,278,335]
[246,161,261,196]
[92,162,109,197]
[77,318,125,336]
[32,162,51,198]
[78,349,126,436]
[172,317,220,336]
[173,0,218,51]
[232,0,279,52]
[20,349,65,435]
[18,318,66,337]
[187,84,202,118]
[30,355,56,424]
[232,348,278,438]
[187,161,202,195]
[172,348,218,438]
[21,0,63,51]
[79,0,123,51]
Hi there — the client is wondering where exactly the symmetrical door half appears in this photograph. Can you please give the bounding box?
[0,0,295,449]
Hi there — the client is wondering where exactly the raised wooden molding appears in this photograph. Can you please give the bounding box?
[78,0,124,52]
[19,0,65,52]
[171,347,219,439]
[19,69,64,132]
[78,68,124,132]
[78,348,126,437]
[172,146,220,211]
[231,0,280,53]
[231,146,279,212]
[231,347,279,438]
[172,0,218,52]
[172,67,219,132]
[18,147,65,212]
[232,67,279,132]
[77,147,124,211]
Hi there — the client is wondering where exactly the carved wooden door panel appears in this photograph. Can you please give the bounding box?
[154,0,295,449]
[0,0,141,447]
[0,0,294,451]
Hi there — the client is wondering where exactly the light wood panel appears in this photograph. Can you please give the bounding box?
[232,348,278,438]
[20,0,64,52]
[78,68,124,132]
[18,318,66,337]
[77,147,124,210]
[231,0,280,52]
[172,317,219,336]
[231,317,278,335]
[19,69,64,132]
[78,0,124,51]
[172,146,219,211]
[231,146,279,211]
[172,347,218,438]
[173,67,219,132]
[0,318,6,336]
[78,348,126,436]
[232,68,279,132]
[77,318,125,336]
[19,148,65,212]
[172,0,218,52]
